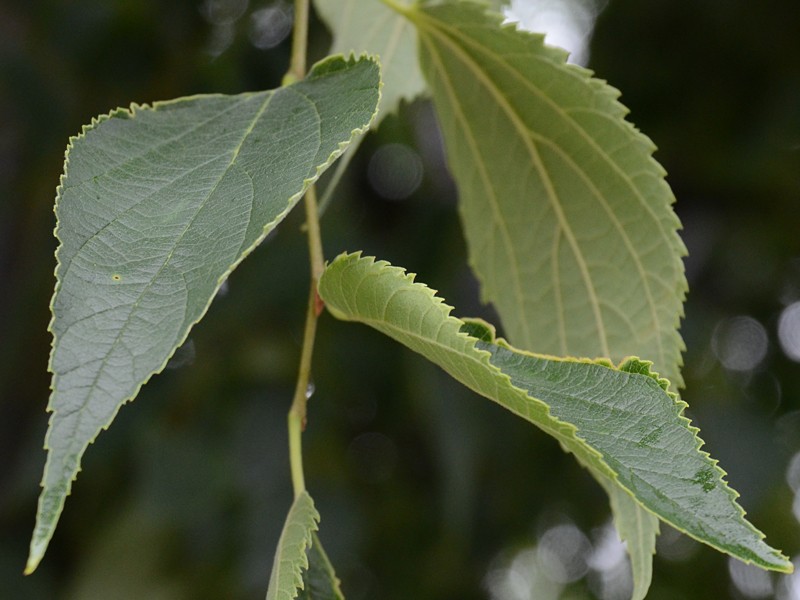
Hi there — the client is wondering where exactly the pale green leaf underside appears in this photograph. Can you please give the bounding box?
[267,491,321,600]
[596,472,658,600]
[314,0,427,122]
[403,0,687,387]
[29,56,381,573]
[318,253,792,573]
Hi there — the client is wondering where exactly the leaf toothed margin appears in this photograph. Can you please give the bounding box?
[319,252,792,574]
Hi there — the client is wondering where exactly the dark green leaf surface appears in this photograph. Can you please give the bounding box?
[28,56,381,573]
[298,532,345,600]
[318,252,792,573]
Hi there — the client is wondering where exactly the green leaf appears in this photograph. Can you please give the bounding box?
[267,492,321,600]
[28,55,381,574]
[318,252,793,574]
[314,0,427,122]
[399,0,688,387]
[298,532,345,600]
[593,469,658,600]
[392,1,689,588]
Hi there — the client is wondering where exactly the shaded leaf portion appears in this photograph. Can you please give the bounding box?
[28,56,381,573]
[318,252,792,573]
[314,0,427,122]
[402,0,687,387]
[596,472,658,600]
[267,492,321,600]
[298,532,345,600]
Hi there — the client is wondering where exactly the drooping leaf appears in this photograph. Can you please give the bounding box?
[311,0,427,213]
[28,55,381,574]
[298,532,345,600]
[397,0,687,387]
[314,0,427,122]
[318,252,792,573]
[266,491,321,600]
[596,472,658,600]
[389,1,689,588]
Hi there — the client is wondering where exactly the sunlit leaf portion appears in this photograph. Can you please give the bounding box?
[314,0,427,121]
[266,492,321,600]
[28,56,381,574]
[400,0,687,387]
[319,252,792,574]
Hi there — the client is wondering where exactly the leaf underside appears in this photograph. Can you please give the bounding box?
[29,55,381,573]
[405,0,687,385]
[314,0,427,123]
[597,472,658,600]
[266,491,320,600]
[392,1,690,591]
[318,252,792,574]
[267,493,343,600]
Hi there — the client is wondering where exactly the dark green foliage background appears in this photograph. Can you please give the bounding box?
[1,0,798,598]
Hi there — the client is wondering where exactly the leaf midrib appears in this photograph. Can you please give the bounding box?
[412,7,681,367]
[333,269,607,457]
[417,36,532,346]
[413,14,609,356]
[50,91,281,469]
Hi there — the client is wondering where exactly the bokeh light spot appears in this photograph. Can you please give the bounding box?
[249,2,293,50]
[504,0,606,66]
[587,522,632,600]
[711,315,769,372]
[537,523,591,584]
[778,302,800,362]
[786,452,800,493]
[201,0,249,25]
[367,143,424,201]
[728,557,774,598]
[776,557,800,600]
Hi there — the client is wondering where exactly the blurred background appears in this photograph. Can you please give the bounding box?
[1,0,799,598]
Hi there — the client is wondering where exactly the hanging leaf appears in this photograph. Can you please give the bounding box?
[267,494,344,600]
[396,0,687,386]
[596,472,658,600]
[318,252,792,573]
[266,492,321,600]
[314,0,427,123]
[298,532,345,600]
[388,0,689,589]
[27,55,381,574]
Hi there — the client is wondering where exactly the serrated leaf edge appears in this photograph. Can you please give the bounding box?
[401,0,688,386]
[320,252,792,573]
[266,491,320,600]
[27,54,381,574]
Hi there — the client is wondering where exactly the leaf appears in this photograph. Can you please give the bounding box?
[314,0,427,123]
[27,55,381,574]
[398,0,688,387]
[298,532,345,600]
[594,469,658,600]
[267,491,321,600]
[392,1,689,588]
[318,252,793,573]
